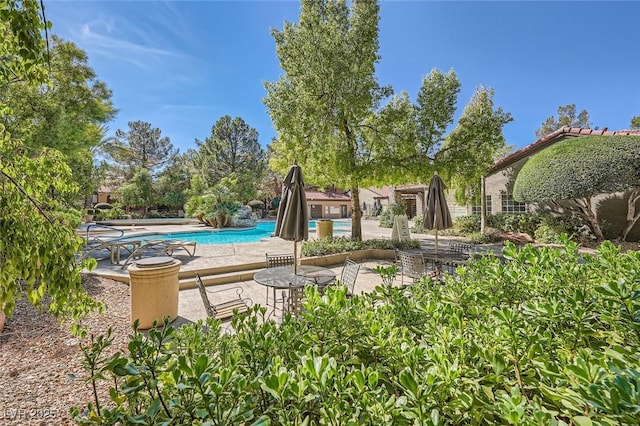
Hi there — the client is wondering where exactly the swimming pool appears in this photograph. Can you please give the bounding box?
[133,220,350,245]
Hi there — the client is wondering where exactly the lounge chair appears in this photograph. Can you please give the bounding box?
[121,239,197,269]
[79,224,127,262]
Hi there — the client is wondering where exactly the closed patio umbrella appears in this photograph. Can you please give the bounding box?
[423,174,453,253]
[274,162,308,273]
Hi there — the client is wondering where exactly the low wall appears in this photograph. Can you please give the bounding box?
[98,249,396,289]
[179,249,395,290]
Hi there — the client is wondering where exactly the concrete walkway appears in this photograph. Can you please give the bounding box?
[81,219,502,324]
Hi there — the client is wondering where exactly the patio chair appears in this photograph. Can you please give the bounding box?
[282,284,305,317]
[339,258,361,297]
[449,241,474,254]
[195,273,252,321]
[265,253,294,305]
[121,239,197,269]
[396,250,438,285]
[265,253,294,268]
[443,242,474,274]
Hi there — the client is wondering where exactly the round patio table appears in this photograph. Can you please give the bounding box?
[254,265,337,312]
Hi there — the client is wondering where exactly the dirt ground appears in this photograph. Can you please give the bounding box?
[0,276,131,425]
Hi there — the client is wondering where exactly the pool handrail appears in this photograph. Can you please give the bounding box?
[86,224,125,243]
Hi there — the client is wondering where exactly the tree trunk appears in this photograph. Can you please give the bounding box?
[572,197,604,241]
[619,189,640,241]
[351,186,362,241]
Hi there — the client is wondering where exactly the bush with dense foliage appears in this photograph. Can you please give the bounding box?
[73,241,640,424]
[513,135,640,241]
[185,187,243,228]
[378,203,406,228]
[301,236,420,257]
[454,214,481,234]
[411,214,424,233]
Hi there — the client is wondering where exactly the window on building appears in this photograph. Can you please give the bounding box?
[471,196,492,215]
[501,194,526,214]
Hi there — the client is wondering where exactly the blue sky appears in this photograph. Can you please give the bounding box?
[46,1,640,155]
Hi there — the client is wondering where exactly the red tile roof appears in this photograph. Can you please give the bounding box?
[306,191,351,201]
[365,186,393,198]
[489,126,640,173]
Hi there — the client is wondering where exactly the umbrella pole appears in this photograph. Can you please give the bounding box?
[435,228,439,254]
[294,241,298,274]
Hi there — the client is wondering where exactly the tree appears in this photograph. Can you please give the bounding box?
[535,104,592,139]
[192,116,266,201]
[265,1,513,240]
[104,121,178,179]
[513,135,640,241]
[114,168,155,217]
[440,87,513,204]
[1,0,99,323]
[631,116,640,130]
[0,36,116,205]
[265,0,394,240]
[155,154,189,211]
[0,0,49,86]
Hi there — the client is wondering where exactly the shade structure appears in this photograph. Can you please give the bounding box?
[423,174,453,253]
[274,163,308,273]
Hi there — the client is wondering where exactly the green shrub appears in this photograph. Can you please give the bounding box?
[534,224,561,243]
[302,236,420,257]
[488,212,588,241]
[411,214,425,233]
[378,203,406,228]
[93,205,124,221]
[74,241,640,425]
[487,213,541,235]
[455,214,481,234]
[540,213,585,237]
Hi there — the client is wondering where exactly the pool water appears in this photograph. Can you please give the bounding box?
[137,220,349,245]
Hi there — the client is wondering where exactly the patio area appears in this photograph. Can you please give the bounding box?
[80,218,502,325]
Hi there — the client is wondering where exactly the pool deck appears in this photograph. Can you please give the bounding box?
[81,219,497,324]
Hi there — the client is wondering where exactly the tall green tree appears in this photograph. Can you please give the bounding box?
[193,115,265,199]
[535,104,592,138]
[1,0,99,323]
[442,86,513,202]
[0,36,116,204]
[265,0,509,239]
[265,0,392,240]
[114,168,155,217]
[0,0,49,86]
[513,135,640,241]
[155,154,189,211]
[104,120,178,179]
[630,116,640,129]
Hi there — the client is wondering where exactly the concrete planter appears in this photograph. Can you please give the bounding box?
[301,249,396,267]
[128,257,182,329]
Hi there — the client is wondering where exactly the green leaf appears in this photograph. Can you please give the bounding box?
[572,416,593,426]
[399,368,419,398]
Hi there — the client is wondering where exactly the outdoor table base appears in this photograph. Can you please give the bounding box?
[253,265,337,316]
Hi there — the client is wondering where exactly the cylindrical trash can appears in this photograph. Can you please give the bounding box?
[317,219,334,239]
[128,256,182,329]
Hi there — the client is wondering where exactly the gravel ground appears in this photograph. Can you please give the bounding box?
[0,275,131,425]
